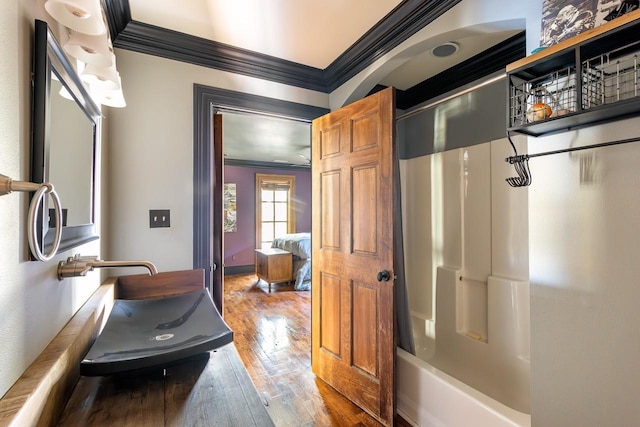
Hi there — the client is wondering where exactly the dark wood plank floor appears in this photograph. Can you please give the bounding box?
[223,274,413,426]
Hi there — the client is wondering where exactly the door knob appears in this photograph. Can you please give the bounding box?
[377,270,391,282]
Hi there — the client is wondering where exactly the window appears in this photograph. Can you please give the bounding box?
[256,174,296,249]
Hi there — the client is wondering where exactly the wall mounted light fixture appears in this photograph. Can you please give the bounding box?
[45,0,126,108]
[44,0,106,36]
[91,78,127,107]
[82,56,121,90]
[64,31,114,68]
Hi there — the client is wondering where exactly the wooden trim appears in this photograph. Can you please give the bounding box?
[213,113,224,311]
[507,9,640,72]
[0,282,115,427]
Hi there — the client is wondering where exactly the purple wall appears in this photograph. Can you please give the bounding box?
[224,164,311,268]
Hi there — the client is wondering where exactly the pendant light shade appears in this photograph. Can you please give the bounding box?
[82,55,120,91]
[91,80,126,108]
[64,31,113,68]
[44,0,106,35]
[45,0,126,108]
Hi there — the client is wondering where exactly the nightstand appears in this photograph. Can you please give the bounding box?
[255,248,292,287]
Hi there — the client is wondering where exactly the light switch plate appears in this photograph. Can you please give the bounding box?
[149,209,170,228]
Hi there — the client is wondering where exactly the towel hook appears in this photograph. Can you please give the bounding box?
[504,135,640,188]
[1,174,62,261]
[505,132,532,187]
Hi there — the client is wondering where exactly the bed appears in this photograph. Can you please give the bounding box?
[271,232,311,290]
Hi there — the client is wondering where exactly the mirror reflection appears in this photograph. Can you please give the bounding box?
[32,19,101,255]
[49,75,94,227]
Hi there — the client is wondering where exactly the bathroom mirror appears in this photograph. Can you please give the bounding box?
[31,19,101,255]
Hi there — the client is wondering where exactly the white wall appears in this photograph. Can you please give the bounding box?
[529,117,640,426]
[106,50,329,274]
[0,0,103,398]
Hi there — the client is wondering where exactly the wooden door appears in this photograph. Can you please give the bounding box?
[211,113,224,311]
[311,87,395,426]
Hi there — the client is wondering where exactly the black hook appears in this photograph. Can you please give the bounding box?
[505,131,532,187]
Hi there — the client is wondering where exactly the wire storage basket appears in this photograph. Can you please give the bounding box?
[509,65,578,127]
[582,40,640,110]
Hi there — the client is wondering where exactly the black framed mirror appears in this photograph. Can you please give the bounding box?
[31,19,101,255]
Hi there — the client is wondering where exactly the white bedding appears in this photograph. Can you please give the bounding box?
[271,233,311,290]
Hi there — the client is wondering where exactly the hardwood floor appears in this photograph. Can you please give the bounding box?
[223,274,412,426]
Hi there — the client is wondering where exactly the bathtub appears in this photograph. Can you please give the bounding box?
[397,348,531,427]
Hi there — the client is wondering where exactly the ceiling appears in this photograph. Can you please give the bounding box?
[120,0,523,166]
[128,0,404,70]
[221,111,312,167]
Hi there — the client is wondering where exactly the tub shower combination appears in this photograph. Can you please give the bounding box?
[396,132,531,427]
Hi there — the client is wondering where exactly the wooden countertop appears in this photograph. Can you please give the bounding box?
[0,270,274,427]
[58,344,274,427]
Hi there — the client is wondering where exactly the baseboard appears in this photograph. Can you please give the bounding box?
[396,408,419,427]
[224,265,255,276]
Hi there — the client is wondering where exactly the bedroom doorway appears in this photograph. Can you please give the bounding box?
[192,85,326,309]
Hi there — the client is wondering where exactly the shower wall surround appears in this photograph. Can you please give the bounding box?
[399,137,530,413]
[398,73,640,424]
[398,77,531,412]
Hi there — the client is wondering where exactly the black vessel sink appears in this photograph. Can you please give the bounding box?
[81,290,233,376]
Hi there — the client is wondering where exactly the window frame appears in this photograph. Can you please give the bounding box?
[255,174,296,249]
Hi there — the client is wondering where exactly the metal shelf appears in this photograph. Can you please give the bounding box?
[507,10,640,137]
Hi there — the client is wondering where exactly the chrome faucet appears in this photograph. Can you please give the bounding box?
[58,254,158,280]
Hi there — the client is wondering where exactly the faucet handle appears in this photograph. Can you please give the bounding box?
[74,255,99,261]
[58,255,96,280]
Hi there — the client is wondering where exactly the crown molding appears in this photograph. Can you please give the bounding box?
[224,159,310,170]
[324,0,463,91]
[113,21,328,92]
[101,0,130,38]
[102,0,462,93]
